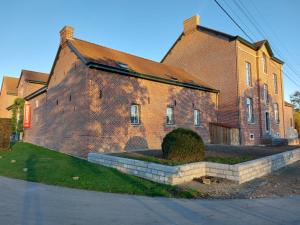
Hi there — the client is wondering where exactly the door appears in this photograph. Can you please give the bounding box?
[265,112,270,133]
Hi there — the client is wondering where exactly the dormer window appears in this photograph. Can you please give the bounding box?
[262,53,267,74]
[117,62,129,70]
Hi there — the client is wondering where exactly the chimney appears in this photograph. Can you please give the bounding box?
[60,26,74,46]
[183,15,200,34]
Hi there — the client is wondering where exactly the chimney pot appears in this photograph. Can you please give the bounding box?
[183,15,200,34]
[60,26,74,46]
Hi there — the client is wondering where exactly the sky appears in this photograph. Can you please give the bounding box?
[0,0,299,101]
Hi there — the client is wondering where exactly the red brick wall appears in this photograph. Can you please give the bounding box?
[87,68,218,153]
[24,44,218,157]
[162,29,238,128]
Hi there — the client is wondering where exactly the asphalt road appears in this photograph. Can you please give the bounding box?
[0,176,300,225]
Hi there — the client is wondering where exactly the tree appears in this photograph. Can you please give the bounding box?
[11,98,25,135]
[290,91,300,111]
[294,111,300,138]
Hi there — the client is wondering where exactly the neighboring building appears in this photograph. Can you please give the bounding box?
[162,15,285,145]
[23,26,219,157]
[284,101,298,144]
[0,76,18,118]
[17,70,48,98]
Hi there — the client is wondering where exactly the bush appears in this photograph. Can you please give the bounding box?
[161,128,205,162]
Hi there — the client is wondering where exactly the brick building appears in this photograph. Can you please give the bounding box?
[0,76,18,118]
[17,70,48,98]
[162,15,285,145]
[23,26,219,157]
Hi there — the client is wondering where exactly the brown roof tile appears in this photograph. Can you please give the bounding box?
[69,38,216,91]
[17,70,49,87]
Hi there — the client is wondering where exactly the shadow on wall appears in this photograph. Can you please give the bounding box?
[163,85,217,143]
[240,80,282,145]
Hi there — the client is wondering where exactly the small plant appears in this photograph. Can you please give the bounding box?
[161,128,205,162]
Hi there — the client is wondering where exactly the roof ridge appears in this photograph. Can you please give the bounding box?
[72,38,190,72]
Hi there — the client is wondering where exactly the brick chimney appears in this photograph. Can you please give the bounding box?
[183,15,200,34]
[60,26,74,46]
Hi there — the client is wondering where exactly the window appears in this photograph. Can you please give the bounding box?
[273,74,278,94]
[245,62,252,86]
[265,112,270,132]
[246,97,254,123]
[166,107,174,125]
[194,109,200,126]
[69,94,72,102]
[262,53,267,73]
[263,84,269,104]
[274,103,279,124]
[130,104,140,125]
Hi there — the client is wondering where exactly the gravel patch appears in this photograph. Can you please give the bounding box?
[182,160,300,199]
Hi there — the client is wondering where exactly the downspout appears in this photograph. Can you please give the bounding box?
[235,41,241,145]
[256,52,263,143]
[280,64,286,138]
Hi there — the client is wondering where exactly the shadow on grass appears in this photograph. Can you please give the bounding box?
[21,154,44,225]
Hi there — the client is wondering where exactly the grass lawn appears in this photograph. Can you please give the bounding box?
[112,152,255,165]
[0,142,201,198]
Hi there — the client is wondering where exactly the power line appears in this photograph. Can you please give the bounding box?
[213,0,254,42]
[213,0,300,89]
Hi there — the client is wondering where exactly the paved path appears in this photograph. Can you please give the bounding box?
[0,176,300,225]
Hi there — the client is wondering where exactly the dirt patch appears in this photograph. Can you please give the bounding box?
[182,161,300,199]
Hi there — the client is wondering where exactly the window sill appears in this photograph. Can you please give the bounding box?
[247,122,255,125]
[194,125,202,128]
[165,124,175,127]
[131,124,142,127]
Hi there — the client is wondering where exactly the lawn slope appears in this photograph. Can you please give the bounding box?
[0,142,200,198]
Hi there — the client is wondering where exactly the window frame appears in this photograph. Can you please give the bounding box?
[273,103,280,124]
[194,109,201,126]
[130,104,140,125]
[166,106,175,125]
[245,61,252,87]
[273,73,278,95]
[263,83,269,104]
[246,97,254,123]
[262,53,267,74]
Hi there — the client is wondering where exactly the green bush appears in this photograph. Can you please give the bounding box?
[161,128,205,162]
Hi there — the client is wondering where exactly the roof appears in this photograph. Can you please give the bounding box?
[161,25,284,65]
[0,76,18,95]
[285,101,294,108]
[17,70,49,88]
[67,38,218,93]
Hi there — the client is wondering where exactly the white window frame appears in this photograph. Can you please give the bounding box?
[194,109,200,126]
[274,103,279,124]
[245,62,252,86]
[166,107,174,125]
[130,104,140,125]
[263,83,269,104]
[246,97,254,123]
[273,74,278,95]
[262,53,267,74]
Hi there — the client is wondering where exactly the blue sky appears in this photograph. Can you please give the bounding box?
[0,0,299,101]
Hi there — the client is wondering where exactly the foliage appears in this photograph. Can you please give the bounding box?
[11,98,25,133]
[0,142,201,198]
[161,128,205,163]
[290,91,300,111]
[294,111,300,137]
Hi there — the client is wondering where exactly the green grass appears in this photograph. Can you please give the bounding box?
[0,142,201,198]
[112,152,254,165]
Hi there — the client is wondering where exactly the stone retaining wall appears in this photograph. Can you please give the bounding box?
[88,148,300,185]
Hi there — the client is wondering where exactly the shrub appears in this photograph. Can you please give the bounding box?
[161,128,205,162]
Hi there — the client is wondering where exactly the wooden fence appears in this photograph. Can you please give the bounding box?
[209,123,240,145]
